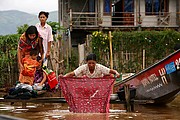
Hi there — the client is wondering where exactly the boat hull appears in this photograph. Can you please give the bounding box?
[114,50,180,104]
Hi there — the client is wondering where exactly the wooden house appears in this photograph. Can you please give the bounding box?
[57,0,180,63]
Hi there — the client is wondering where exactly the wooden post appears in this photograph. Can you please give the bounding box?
[68,29,72,59]
[78,44,85,66]
[109,31,113,69]
[143,49,145,69]
[22,101,27,108]
[69,9,72,31]
[66,48,69,70]
[124,84,131,112]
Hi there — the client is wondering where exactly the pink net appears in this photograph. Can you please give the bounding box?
[59,77,115,113]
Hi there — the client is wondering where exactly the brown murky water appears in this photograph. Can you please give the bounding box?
[0,95,180,120]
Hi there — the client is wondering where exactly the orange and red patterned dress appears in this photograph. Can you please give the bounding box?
[19,55,40,85]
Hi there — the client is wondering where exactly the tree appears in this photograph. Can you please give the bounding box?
[17,24,29,34]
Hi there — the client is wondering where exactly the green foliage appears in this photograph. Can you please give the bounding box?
[0,34,20,87]
[91,31,109,61]
[91,30,180,73]
[47,21,63,41]
[16,24,29,34]
[47,21,65,34]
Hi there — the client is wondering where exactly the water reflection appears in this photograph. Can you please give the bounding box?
[0,95,180,120]
[43,110,142,120]
[0,106,14,111]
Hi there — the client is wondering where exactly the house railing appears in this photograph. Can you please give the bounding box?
[69,10,99,27]
[68,10,180,28]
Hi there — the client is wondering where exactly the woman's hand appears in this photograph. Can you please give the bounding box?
[39,59,43,66]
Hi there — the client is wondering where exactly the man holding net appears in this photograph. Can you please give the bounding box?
[59,53,120,113]
[64,53,120,78]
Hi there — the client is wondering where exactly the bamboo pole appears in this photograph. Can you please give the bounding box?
[109,31,115,95]
[109,31,113,69]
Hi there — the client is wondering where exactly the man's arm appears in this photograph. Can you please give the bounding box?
[109,69,120,78]
[64,71,75,77]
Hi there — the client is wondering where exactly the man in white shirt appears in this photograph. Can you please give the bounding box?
[63,53,120,78]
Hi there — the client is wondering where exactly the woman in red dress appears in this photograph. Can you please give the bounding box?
[17,25,44,73]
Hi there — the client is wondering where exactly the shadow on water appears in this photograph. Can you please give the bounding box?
[0,95,180,120]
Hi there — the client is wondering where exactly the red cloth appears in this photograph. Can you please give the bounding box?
[59,77,115,113]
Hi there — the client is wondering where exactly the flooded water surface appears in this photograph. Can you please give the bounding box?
[0,95,180,120]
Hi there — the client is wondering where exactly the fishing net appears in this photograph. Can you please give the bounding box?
[59,77,115,113]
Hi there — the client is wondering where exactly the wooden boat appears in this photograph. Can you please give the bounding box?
[114,49,180,104]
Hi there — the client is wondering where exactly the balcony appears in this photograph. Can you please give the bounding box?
[67,10,180,30]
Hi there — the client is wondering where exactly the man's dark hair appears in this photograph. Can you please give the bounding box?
[86,53,96,61]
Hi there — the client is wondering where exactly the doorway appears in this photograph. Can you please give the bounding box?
[112,0,134,25]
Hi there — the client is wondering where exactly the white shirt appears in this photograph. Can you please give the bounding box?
[74,63,110,78]
[35,23,53,56]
